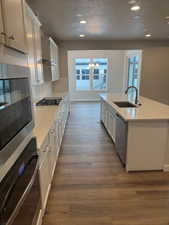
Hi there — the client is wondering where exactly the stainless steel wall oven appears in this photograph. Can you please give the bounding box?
[0,63,34,165]
[0,138,41,225]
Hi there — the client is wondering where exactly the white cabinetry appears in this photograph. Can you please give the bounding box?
[100,100,116,143]
[34,21,43,84]
[107,110,116,142]
[49,37,60,81]
[39,150,51,211]
[41,34,60,82]
[39,129,59,213]
[38,95,70,216]
[25,3,44,85]
[1,0,27,53]
[39,135,51,211]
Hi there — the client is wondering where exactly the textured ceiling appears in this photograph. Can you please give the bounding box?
[27,0,169,41]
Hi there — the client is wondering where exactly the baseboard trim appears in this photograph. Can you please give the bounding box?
[163,164,169,172]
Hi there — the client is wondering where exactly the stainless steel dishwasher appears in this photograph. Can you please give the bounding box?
[115,113,128,165]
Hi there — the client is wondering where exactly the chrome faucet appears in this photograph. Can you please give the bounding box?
[125,86,138,105]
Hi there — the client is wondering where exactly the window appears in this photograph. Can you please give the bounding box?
[127,56,140,88]
[75,58,90,90]
[92,58,108,90]
[75,58,108,91]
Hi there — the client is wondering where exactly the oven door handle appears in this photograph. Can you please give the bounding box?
[0,153,38,214]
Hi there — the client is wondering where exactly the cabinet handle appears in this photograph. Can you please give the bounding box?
[8,35,15,40]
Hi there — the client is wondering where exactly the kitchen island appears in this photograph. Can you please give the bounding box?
[99,93,169,172]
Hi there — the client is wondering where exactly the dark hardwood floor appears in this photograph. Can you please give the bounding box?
[43,102,169,225]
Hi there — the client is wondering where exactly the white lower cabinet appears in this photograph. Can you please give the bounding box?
[39,149,51,212]
[38,95,70,219]
[100,99,116,143]
[48,129,58,179]
[107,110,116,142]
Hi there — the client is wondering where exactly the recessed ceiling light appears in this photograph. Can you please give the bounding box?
[145,34,151,37]
[131,4,141,11]
[80,34,85,38]
[80,20,87,24]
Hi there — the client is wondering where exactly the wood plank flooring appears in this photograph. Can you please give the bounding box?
[43,102,169,225]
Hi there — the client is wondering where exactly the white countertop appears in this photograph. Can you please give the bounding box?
[33,105,59,149]
[99,93,169,121]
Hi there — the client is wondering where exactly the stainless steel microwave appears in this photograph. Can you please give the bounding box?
[0,63,34,165]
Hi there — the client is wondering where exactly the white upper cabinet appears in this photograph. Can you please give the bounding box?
[1,0,27,53]
[25,3,44,85]
[49,37,60,81]
[25,7,36,84]
[33,21,43,84]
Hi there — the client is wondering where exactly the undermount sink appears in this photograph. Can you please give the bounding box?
[114,101,136,108]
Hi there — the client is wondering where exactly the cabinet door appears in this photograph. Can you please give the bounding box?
[2,0,27,53]
[25,3,43,85]
[25,9,37,84]
[108,111,116,143]
[54,121,60,152]
[33,21,43,84]
[39,150,51,210]
[54,43,60,80]
[50,38,59,81]
[48,131,58,179]
[100,101,104,122]
[102,102,106,125]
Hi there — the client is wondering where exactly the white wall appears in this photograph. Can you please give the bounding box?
[140,47,169,105]
[31,82,53,102]
[68,50,126,101]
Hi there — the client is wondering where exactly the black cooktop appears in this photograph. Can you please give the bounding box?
[36,97,62,106]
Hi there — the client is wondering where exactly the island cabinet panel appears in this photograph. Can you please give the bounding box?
[2,0,27,53]
[126,120,169,171]
[100,99,116,143]
[107,109,116,143]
